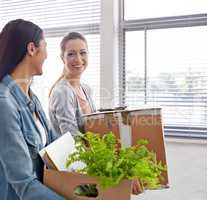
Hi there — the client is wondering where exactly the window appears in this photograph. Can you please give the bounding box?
[122,0,207,137]
[125,0,207,20]
[125,31,145,105]
[0,0,101,114]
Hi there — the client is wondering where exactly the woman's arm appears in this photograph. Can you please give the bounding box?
[49,84,81,137]
[0,97,64,200]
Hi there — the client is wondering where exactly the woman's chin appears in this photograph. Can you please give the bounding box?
[73,69,85,76]
[33,70,43,76]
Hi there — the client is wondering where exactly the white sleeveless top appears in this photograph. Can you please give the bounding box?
[35,118,47,146]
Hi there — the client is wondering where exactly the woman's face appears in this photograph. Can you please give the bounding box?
[62,39,88,78]
[30,38,47,76]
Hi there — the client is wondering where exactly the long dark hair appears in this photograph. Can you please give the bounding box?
[0,19,43,80]
[49,32,88,97]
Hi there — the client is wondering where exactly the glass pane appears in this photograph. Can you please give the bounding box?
[32,34,100,115]
[147,26,207,128]
[125,31,145,107]
[125,0,207,20]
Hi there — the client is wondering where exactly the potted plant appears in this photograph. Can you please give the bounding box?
[65,131,166,199]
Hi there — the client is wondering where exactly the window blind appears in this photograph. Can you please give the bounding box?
[1,0,100,29]
[125,29,207,138]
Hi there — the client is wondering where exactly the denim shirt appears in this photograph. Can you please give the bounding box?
[0,75,64,200]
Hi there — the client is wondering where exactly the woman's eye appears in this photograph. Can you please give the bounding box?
[67,53,74,57]
[80,51,87,56]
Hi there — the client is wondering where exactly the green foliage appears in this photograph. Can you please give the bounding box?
[66,132,166,190]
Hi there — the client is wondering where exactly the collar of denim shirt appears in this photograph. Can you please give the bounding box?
[1,74,36,113]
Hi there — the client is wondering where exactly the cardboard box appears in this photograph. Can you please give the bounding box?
[40,132,135,200]
[40,107,169,199]
[44,169,132,200]
[83,107,169,187]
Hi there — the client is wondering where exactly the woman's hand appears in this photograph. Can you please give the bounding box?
[132,179,142,195]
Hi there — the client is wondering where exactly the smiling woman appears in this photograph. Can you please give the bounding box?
[49,32,96,138]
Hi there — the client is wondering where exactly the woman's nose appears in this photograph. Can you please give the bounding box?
[74,53,83,64]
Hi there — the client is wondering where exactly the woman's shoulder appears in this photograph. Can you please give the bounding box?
[49,79,77,106]
[0,82,8,98]
[0,86,18,114]
[51,79,74,96]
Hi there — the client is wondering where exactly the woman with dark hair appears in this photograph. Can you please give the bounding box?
[49,32,96,138]
[0,19,64,200]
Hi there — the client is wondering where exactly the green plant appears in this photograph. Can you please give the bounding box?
[66,132,166,190]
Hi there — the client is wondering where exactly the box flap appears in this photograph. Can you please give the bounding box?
[39,132,84,171]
